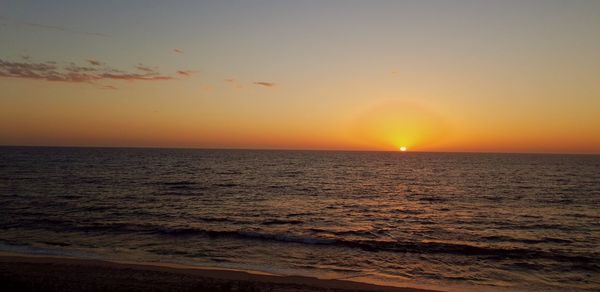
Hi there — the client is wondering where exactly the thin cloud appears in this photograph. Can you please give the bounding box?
[1,15,109,37]
[173,48,184,54]
[135,64,156,73]
[177,70,195,77]
[87,59,103,66]
[99,73,173,81]
[224,78,243,89]
[253,81,276,88]
[0,58,175,84]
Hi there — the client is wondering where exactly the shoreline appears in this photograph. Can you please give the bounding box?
[0,252,441,291]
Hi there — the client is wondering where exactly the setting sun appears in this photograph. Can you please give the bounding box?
[399,146,407,152]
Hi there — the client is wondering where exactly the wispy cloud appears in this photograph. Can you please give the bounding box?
[224,79,276,89]
[224,78,243,89]
[173,48,184,54]
[0,58,183,85]
[0,15,109,37]
[100,85,118,90]
[253,81,276,88]
[135,64,156,73]
[87,59,103,66]
[177,70,195,77]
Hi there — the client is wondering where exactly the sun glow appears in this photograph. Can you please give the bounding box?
[351,101,449,151]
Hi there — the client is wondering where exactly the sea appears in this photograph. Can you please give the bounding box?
[0,147,598,291]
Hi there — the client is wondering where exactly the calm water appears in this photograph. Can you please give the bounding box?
[0,147,599,291]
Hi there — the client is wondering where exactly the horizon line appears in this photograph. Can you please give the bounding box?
[1,144,598,156]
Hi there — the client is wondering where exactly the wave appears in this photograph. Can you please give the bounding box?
[482,235,574,244]
[155,181,197,186]
[308,228,378,237]
[261,219,303,225]
[151,228,599,268]
[147,227,599,266]
[4,219,598,269]
[152,180,208,192]
[156,228,336,245]
[213,183,238,187]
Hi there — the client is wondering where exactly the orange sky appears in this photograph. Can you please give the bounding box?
[1,1,599,153]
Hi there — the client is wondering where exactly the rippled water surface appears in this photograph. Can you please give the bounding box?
[1,147,599,290]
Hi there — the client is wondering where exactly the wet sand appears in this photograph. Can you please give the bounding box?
[0,253,440,291]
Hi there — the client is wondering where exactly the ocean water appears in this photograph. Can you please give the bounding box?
[0,147,598,291]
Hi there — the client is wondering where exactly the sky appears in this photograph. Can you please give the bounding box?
[1,0,599,153]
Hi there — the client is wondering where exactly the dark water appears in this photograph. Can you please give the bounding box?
[1,147,599,291]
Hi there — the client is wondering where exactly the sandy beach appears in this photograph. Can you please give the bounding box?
[0,253,439,292]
